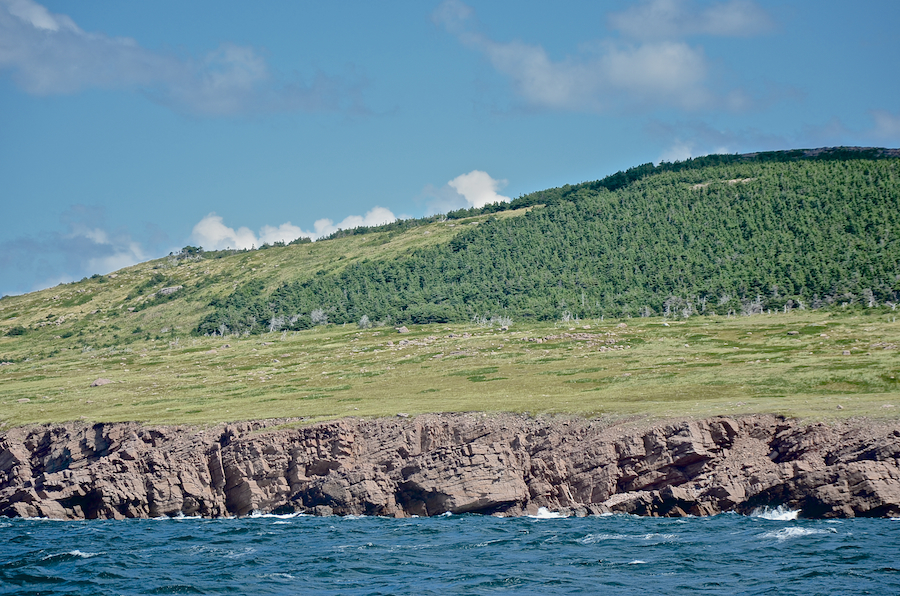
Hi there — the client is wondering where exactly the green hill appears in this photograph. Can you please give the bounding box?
[1,147,899,429]
[198,149,900,335]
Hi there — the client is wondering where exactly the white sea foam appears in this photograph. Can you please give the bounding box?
[528,507,568,519]
[248,511,301,519]
[261,573,296,580]
[642,533,677,540]
[750,505,800,520]
[475,539,504,547]
[578,533,629,543]
[148,513,204,521]
[628,560,647,564]
[439,511,453,517]
[69,550,101,558]
[43,550,102,560]
[224,547,257,559]
[759,527,837,541]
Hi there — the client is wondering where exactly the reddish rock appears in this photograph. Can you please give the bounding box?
[1,414,899,520]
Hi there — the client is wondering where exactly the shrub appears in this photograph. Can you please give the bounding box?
[311,309,328,325]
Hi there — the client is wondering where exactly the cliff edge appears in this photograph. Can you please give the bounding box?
[2,414,899,520]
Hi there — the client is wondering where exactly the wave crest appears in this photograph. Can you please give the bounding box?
[750,505,800,520]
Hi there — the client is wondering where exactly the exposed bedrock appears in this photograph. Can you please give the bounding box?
[1,414,899,520]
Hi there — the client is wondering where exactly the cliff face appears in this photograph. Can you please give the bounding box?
[1,414,899,520]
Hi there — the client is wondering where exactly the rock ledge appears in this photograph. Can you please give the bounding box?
[1,414,898,520]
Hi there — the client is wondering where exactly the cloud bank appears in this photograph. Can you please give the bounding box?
[190,207,397,251]
[0,0,362,116]
[434,0,771,112]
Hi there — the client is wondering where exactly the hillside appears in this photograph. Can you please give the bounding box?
[1,148,899,429]
[196,151,900,334]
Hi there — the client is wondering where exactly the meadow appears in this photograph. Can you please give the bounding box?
[2,308,898,429]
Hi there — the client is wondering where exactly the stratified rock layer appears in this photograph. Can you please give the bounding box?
[1,414,899,519]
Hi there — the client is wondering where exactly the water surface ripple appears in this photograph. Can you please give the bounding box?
[1,513,898,595]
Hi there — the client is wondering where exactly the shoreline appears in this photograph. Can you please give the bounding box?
[2,413,899,520]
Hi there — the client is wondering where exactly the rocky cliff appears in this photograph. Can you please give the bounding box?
[2,414,899,520]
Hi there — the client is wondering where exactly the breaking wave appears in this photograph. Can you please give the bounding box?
[528,507,568,519]
[750,505,800,520]
[759,526,838,541]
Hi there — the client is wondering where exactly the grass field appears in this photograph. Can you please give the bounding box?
[2,208,898,429]
[2,309,899,429]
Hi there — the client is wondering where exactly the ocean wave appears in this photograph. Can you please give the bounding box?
[149,513,205,521]
[248,511,303,519]
[223,547,257,559]
[578,533,629,543]
[750,505,800,520]
[42,550,102,561]
[759,527,838,541]
[260,572,296,580]
[577,532,675,544]
[528,507,569,519]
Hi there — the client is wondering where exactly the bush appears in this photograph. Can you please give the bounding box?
[5,325,26,336]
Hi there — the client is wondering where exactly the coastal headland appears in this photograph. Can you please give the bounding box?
[2,413,899,520]
[2,150,899,521]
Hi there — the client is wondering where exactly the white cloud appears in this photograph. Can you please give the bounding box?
[0,205,157,295]
[608,0,773,41]
[86,244,147,277]
[658,141,697,163]
[63,217,149,275]
[434,0,771,112]
[448,171,510,208]
[870,110,900,139]
[308,207,398,238]
[258,222,307,246]
[4,0,79,32]
[191,214,259,250]
[602,42,709,109]
[424,170,510,214]
[191,207,398,250]
[0,0,361,116]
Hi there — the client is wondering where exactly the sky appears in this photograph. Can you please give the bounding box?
[1,0,899,296]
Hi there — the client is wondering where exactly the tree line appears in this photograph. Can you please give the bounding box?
[197,156,900,335]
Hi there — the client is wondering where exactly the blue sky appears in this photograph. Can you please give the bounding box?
[1,0,899,296]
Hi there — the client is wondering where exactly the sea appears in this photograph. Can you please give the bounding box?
[1,508,898,595]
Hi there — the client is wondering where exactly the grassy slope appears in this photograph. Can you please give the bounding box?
[2,304,899,429]
[1,169,899,428]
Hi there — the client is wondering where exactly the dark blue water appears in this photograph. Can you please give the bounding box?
[2,510,898,595]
